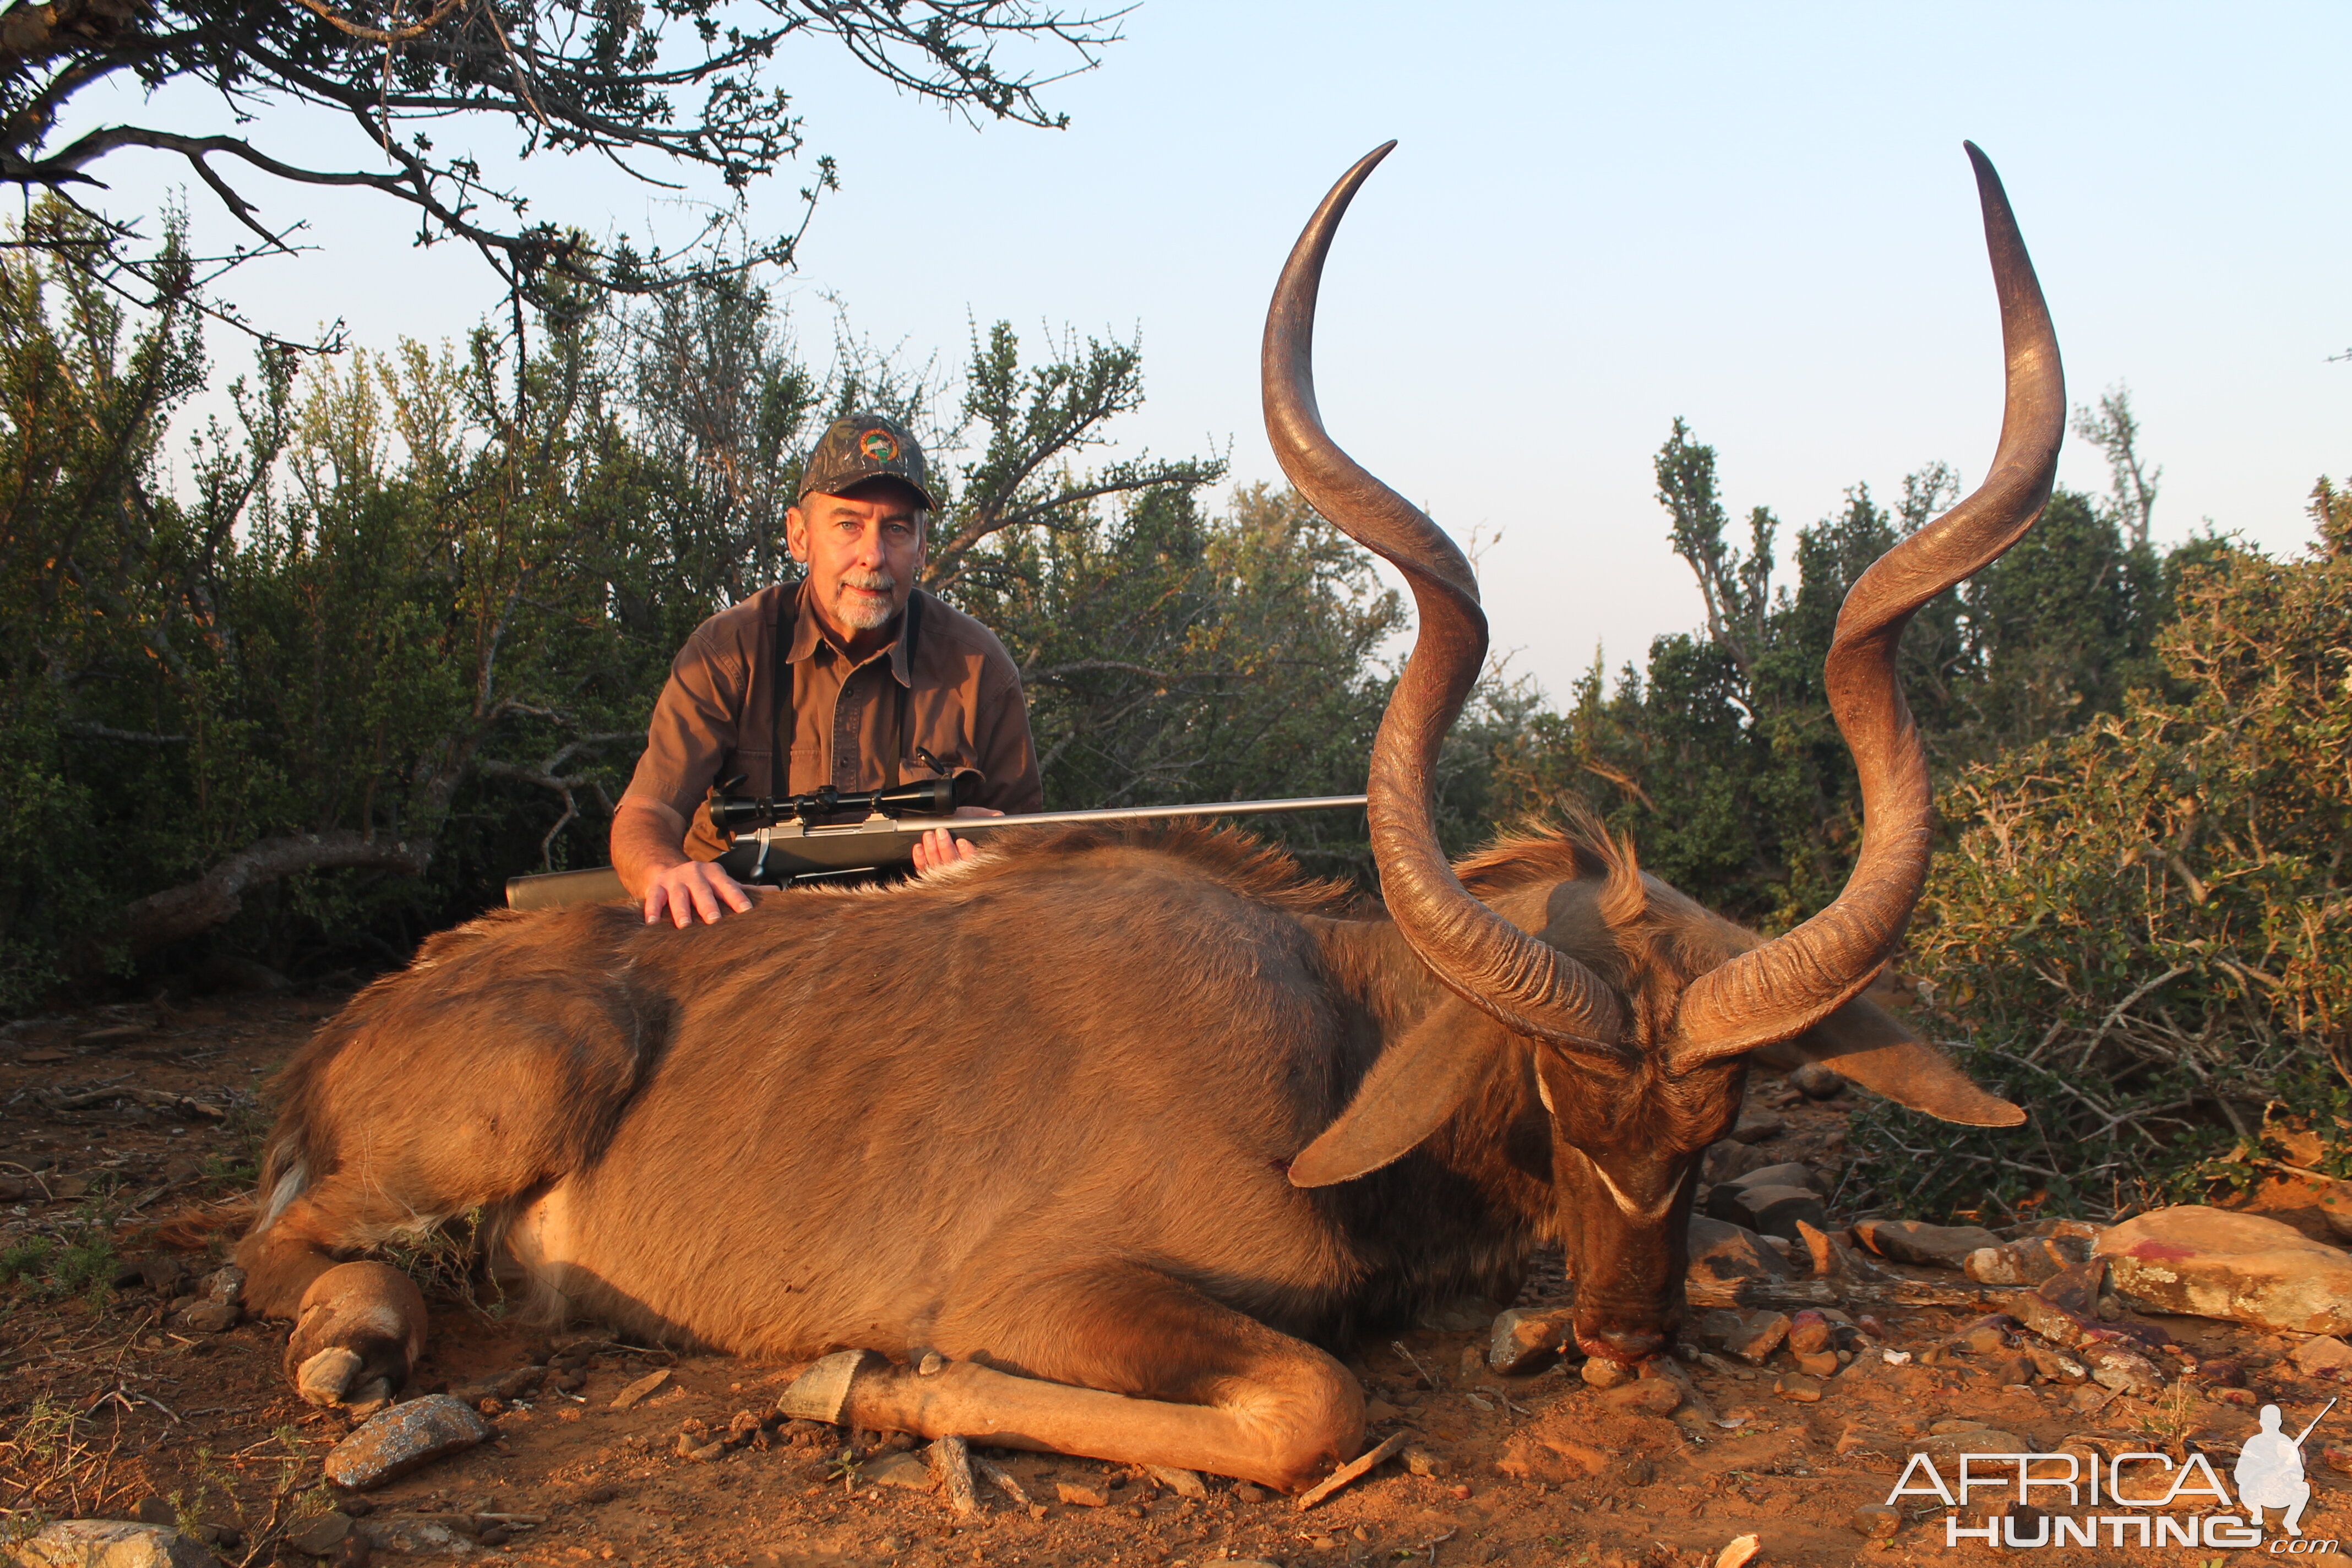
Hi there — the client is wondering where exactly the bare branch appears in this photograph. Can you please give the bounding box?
[59,722,190,745]
[119,831,434,955]
[2,1,1121,315]
[289,0,470,46]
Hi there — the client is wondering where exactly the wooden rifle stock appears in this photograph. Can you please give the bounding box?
[504,795,1369,911]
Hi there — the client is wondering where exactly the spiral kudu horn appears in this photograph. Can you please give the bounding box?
[1263,143,1629,1061]
[1666,143,2065,1069]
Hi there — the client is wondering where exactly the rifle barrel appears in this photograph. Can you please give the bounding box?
[898,794,1369,834]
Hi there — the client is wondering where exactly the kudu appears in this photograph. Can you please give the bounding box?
[235,142,2057,1493]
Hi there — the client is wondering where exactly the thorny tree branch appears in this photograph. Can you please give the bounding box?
[2,1,1123,323]
[291,0,472,48]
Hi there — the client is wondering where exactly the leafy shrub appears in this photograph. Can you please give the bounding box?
[0,1208,118,1307]
[0,1235,55,1286]
[50,1231,118,1304]
[1846,521,2352,1221]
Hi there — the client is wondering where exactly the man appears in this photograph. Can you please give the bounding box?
[614,412,1042,926]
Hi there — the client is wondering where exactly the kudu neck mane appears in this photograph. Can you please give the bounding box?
[848,820,1363,912]
[1456,815,1744,1048]
[952,815,1716,1044]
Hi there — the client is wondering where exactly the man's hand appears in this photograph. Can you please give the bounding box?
[641,860,754,927]
[911,805,1003,876]
[613,796,753,926]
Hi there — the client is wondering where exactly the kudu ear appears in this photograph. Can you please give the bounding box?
[1758,990,2024,1128]
[1289,1014,1510,1188]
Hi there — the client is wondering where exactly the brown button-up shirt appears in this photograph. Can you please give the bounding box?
[623,582,1042,862]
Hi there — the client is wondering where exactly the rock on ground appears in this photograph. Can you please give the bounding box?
[1704,1183,1826,1243]
[323,1394,494,1490]
[284,1512,354,1556]
[4,1520,220,1567]
[1697,1309,1792,1365]
[1731,1161,1823,1195]
[1581,1357,1636,1390]
[1961,1234,2090,1286]
[1852,1504,1901,1539]
[1146,1464,1207,1498]
[607,1368,671,1411]
[355,1516,480,1554]
[1602,1379,1684,1415]
[2097,1205,2352,1335]
[865,1452,933,1490]
[1908,1428,2032,1459]
[2293,1336,2352,1375]
[1686,1216,1790,1287]
[1703,1141,1778,1186]
[1854,1218,2002,1269]
[1487,1306,1571,1375]
[1789,1063,1846,1099]
[2078,1341,2167,1396]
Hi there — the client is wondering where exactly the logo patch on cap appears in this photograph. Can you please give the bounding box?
[859,428,899,462]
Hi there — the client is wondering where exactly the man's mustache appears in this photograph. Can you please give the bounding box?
[840,570,895,593]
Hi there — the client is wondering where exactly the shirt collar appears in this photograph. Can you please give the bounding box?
[785,579,916,687]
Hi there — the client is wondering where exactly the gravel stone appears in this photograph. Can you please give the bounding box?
[6,1520,220,1567]
[607,1369,671,1411]
[323,1395,493,1490]
[1853,1218,2003,1269]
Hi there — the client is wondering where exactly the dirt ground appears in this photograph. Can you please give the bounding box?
[6,986,2351,1567]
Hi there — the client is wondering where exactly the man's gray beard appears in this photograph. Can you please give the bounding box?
[836,571,897,631]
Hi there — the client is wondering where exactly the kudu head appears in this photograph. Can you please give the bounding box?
[1269,142,2060,1365]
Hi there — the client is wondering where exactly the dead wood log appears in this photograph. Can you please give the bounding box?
[972,1456,1030,1509]
[1296,1431,1413,1512]
[927,1436,979,1516]
[35,1082,225,1118]
[1687,1275,2022,1313]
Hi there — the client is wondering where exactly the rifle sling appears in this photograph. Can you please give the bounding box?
[769,581,924,799]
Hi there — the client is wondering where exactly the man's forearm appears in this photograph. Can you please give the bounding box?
[614,797,753,925]
[611,799,691,899]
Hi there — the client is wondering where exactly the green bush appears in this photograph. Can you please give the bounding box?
[0,213,1288,998]
[1845,521,2352,1220]
[0,1235,55,1286]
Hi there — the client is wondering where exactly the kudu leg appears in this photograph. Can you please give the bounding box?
[233,965,651,1407]
[237,1174,436,1407]
[839,1263,1364,1493]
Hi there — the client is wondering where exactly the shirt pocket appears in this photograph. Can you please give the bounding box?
[784,743,824,796]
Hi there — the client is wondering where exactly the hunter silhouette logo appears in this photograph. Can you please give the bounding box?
[1885,1396,2336,1550]
[2239,1400,2331,1537]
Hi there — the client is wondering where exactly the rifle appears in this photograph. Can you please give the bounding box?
[503,782,1370,910]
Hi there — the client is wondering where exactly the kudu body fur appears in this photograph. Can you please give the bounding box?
[236,144,2058,1491]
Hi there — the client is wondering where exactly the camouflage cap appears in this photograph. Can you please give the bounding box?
[797,412,937,512]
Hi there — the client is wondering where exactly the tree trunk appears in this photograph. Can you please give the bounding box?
[119,831,434,956]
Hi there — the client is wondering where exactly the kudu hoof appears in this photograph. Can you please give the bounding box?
[284,1261,427,1407]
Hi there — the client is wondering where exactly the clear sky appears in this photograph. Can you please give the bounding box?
[59,2,2352,698]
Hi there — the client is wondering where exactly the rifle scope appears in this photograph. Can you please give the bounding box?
[706,773,973,836]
